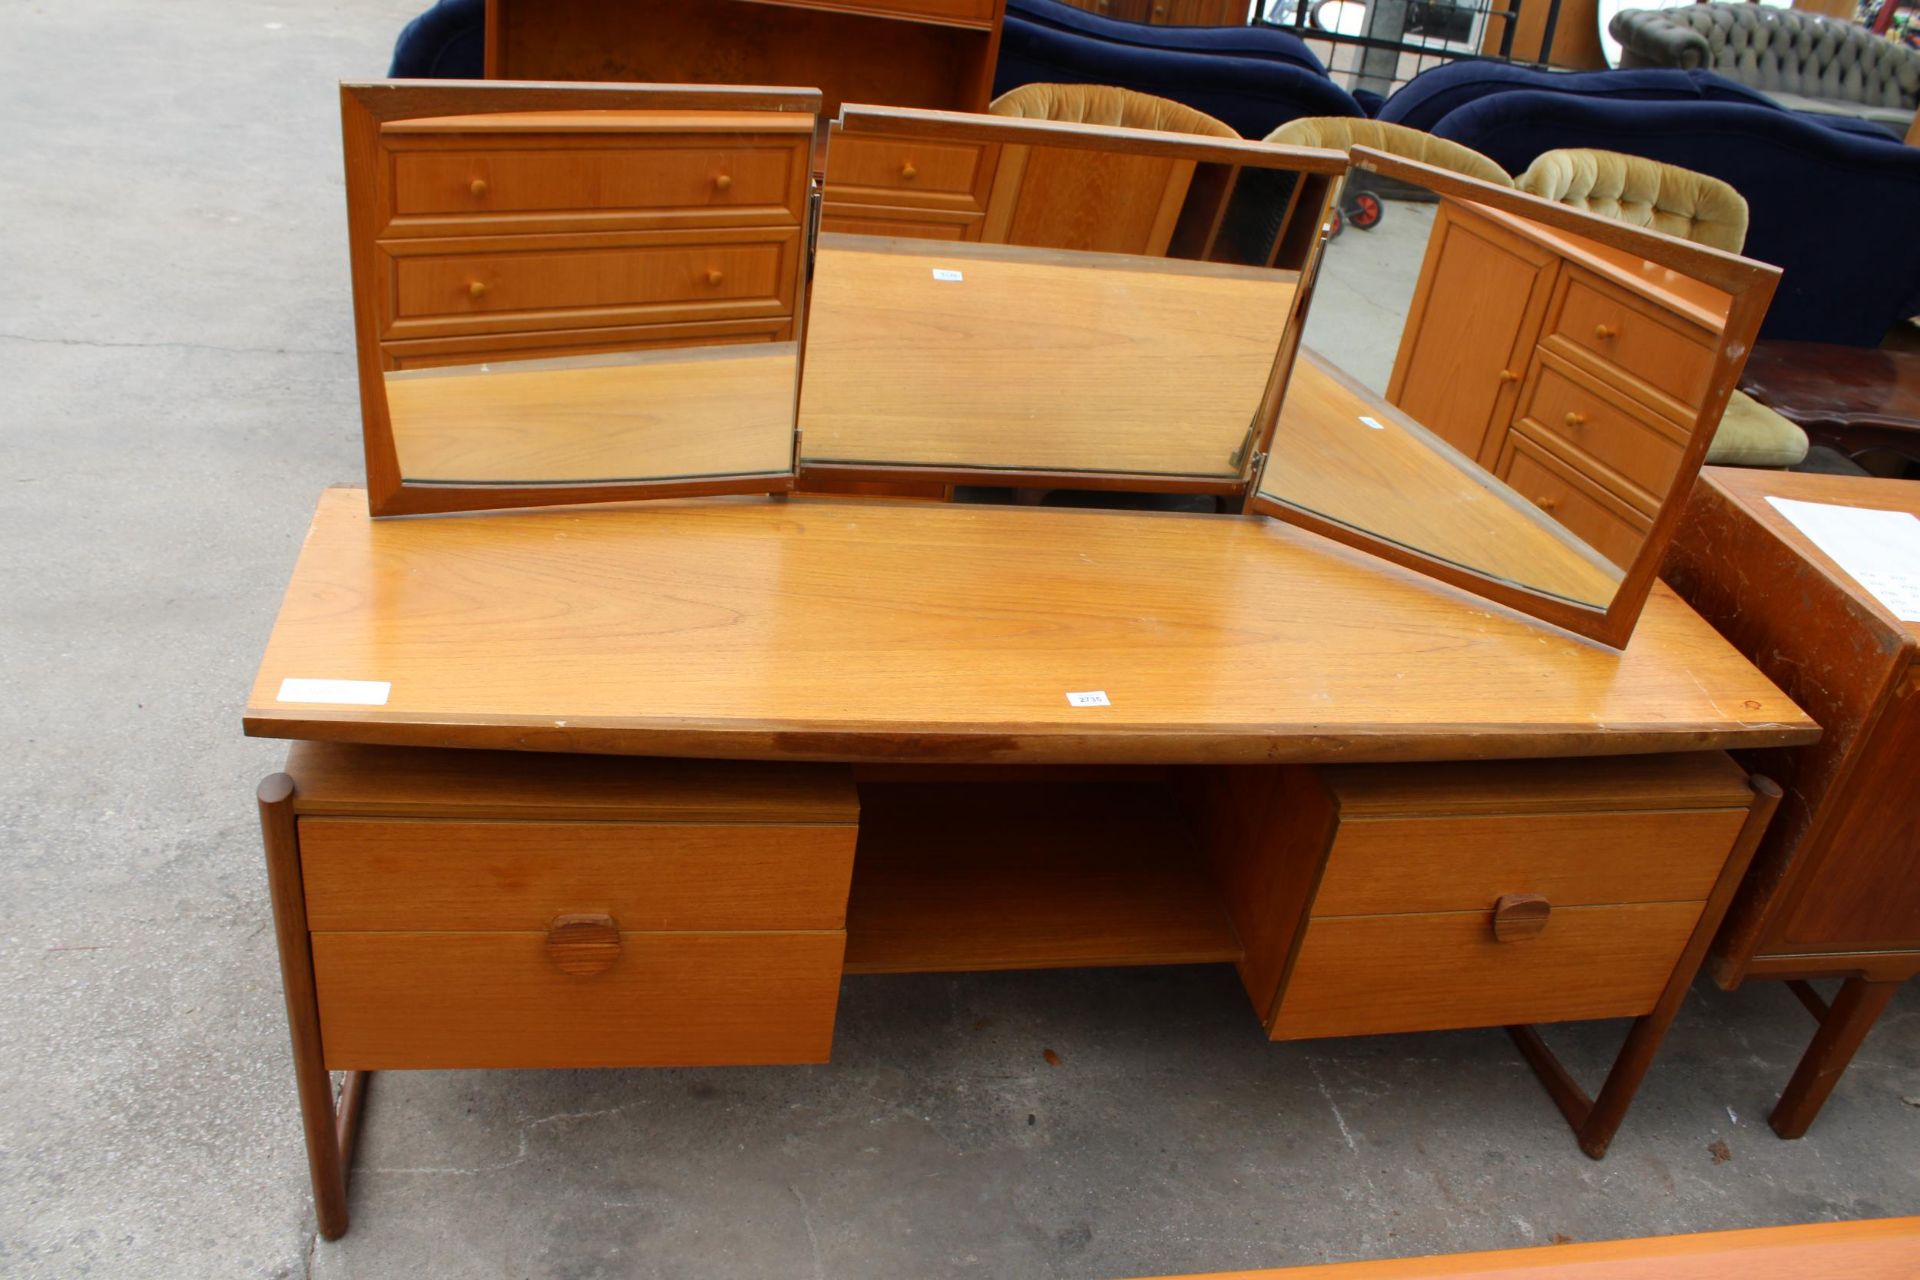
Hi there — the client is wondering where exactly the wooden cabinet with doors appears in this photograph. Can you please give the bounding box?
[485,0,1008,117]
[1662,467,1920,1140]
[1065,0,1251,23]
[1389,198,1728,567]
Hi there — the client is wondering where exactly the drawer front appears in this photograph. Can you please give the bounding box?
[382,231,799,339]
[381,317,790,370]
[1515,357,1685,514]
[1545,266,1717,421]
[819,208,975,241]
[314,930,844,1069]
[825,136,996,213]
[1500,433,1651,570]
[1313,808,1746,917]
[300,818,857,931]
[1270,901,1703,1039]
[389,138,807,231]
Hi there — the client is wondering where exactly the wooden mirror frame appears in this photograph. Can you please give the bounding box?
[1247,147,1781,649]
[341,80,822,517]
[795,104,1347,495]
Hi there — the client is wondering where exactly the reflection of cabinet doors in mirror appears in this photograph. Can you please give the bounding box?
[798,106,1346,492]
[341,82,819,516]
[1252,149,1779,648]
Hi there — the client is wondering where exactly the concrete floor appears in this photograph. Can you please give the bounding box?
[1,3,1915,1277]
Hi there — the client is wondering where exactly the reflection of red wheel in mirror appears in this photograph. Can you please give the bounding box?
[1348,191,1383,230]
[1327,207,1344,239]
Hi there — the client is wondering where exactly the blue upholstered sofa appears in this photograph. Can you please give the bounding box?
[1429,92,1920,346]
[995,0,1362,137]
[1377,57,1904,140]
[389,0,484,78]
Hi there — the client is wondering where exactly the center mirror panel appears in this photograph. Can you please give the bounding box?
[1253,149,1777,647]
[797,108,1345,490]
[342,83,820,517]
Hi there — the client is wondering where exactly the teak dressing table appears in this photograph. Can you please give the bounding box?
[256,84,1814,1239]
[250,492,1812,1237]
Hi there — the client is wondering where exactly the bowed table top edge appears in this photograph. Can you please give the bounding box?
[244,488,1817,764]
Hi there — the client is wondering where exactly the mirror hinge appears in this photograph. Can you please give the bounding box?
[1229,420,1261,470]
[805,184,822,275]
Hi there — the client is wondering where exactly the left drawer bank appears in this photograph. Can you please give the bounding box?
[275,741,859,1070]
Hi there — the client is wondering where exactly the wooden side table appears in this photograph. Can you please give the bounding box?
[1737,341,1920,472]
[1662,467,1920,1137]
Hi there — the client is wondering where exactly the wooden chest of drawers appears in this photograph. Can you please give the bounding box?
[1391,199,1727,567]
[350,108,815,371]
[274,742,859,1072]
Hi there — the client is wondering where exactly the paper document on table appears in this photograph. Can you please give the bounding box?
[1766,496,1920,622]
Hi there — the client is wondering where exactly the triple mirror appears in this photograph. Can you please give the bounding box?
[341,83,1777,647]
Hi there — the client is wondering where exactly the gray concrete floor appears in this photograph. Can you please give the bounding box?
[1,4,1915,1277]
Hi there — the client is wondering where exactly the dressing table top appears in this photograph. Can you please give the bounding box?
[798,236,1297,479]
[245,488,1815,763]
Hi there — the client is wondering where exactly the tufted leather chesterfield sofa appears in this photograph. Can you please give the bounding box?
[1610,4,1918,130]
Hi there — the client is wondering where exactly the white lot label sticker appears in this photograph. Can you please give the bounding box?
[1065,690,1111,707]
[277,678,392,706]
[932,268,964,282]
[1358,416,1385,431]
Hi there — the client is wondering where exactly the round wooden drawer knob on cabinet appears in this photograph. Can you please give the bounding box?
[1564,411,1588,429]
[1594,323,1618,341]
[1491,893,1552,942]
[467,280,488,300]
[468,178,488,198]
[900,161,918,180]
[544,912,621,976]
[705,268,724,286]
[713,173,732,191]
[1498,369,1521,384]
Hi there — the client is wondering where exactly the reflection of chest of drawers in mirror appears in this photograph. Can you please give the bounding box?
[1387,197,1733,569]
[341,82,820,516]
[1252,149,1778,649]
[801,106,1345,491]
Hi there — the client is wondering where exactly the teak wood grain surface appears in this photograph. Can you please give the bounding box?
[385,343,798,484]
[1130,1215,1920,1279]
[245,488,1814,762]
[1262,351,1622,607]
[798,236,1296,479]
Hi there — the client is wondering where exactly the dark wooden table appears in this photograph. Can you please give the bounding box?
[1663,467,1920,1139]
[1738,340,1920,468]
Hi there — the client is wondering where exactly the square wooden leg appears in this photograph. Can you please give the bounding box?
[1769,975,1902,1140]
[260,774,369,1240]
[1509,776,1781,1159]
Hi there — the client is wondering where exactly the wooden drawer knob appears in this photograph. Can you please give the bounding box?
[705,268,724,286]
[467,280,488,300]
[1535,496,1558,512]
[1492,893,1551,942]
[545,912,620,975]
[900,161,918,180]
[1498,369,1521,383]
[1564,411,1588,429]
[469,178,488,198]
[713,173,733,191]
[1594,323,1618,340]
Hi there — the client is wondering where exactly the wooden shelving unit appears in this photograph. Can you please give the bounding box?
[486,0,1008,117]
[844,780,1243,973]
